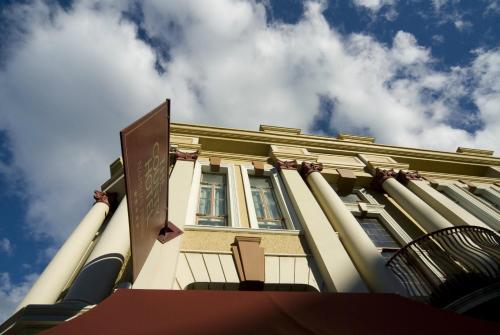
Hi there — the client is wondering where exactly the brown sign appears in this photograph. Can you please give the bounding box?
[120,100,170,280]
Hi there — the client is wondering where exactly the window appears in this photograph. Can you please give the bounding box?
[356,217,399,249]
[249,176,285,229]
[355,216,400,261]
[338,192,363,204]
[196,173,227,226]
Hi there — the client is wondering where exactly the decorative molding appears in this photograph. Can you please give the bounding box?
[336,169,357,194]
[372,168,397,191]
[397,170,422,185]
[93,191,110,207]
[209,157,221,172]
[259,125,301,135]
[299,161,323,179]
[274,159,298,171]
[171,123,500,166]
[231,236,265,290]
[456,147,494,157]
[358,202,368,217]
[459,179,477,193]
[337,133,375,144]
[252,161,265,176]
[157,221,183,244]
[422,176,439,188]
[175,150,198,162]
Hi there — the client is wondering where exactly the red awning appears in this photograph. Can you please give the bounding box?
[44,289,499,335]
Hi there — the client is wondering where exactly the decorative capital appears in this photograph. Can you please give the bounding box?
[397,170,422,185]
[93,191,110,207]
[372,168,397,191]
[175,150,198,162]
[275,159,298,171]
[299,161,323,178]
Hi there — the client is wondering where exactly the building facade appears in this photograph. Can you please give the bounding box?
[2,122,500,333]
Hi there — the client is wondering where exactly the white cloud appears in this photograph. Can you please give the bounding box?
[432,0,448,12]
[454,19,472,31]
[0,0,499,252]
[0,272,38,323]
[352,0,396,12]
[0,238,13,255]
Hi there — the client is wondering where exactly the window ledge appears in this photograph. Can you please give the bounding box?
[184,225,304,236]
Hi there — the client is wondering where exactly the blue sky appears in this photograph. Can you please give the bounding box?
[0,0,499,321]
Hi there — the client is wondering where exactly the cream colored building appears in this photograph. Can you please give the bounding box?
[2,122,500,333]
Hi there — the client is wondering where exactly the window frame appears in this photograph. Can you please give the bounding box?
[187,160,240,228]
[196,173,228,227]
[241,165,299,230]
[346,202,413,246]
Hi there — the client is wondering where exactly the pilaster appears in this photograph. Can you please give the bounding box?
[133,152,198,289]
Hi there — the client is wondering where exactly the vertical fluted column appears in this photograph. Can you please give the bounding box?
[63,196,130,305]
[17,191,111,310]
[133,151,198,289]
[374,169,452,233]
[302,162,405,294]
[276,160,367,293]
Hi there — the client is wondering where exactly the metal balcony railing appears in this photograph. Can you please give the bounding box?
[386,226,500,308]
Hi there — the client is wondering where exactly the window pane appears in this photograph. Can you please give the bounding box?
[258,221,284,229]
[214,187,226,216]
[263,189,282,219]
[198,218,226,226]
[249,176,272,189]
[339,193,362,203]
[250,175,286,229]
[202,173,225,185]
[356,217,399,249]
[198,186,211,215]
[252,190,265,218]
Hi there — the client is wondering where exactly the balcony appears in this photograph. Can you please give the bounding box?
[386,226,500,312]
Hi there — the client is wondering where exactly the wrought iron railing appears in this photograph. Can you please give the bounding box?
[386,226,500,308]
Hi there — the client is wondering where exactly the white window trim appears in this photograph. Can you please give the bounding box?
[345,203,413,245]
[469,186,500,210]
[437,183,500,231]
[186,160,240,228]
[240,165,300,231]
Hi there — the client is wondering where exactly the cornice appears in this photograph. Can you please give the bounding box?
[171,123,499,166]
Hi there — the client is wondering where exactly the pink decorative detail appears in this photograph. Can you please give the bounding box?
[157,221,183,244]
[93,191,110,207]
[299,161,323,178]
[275,159,298,171]
[175,151,198,162]
[372,168,397,191]
[397,170,422,185]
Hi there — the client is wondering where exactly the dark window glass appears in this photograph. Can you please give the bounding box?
[356,217,399,249]
[338,193,362,203]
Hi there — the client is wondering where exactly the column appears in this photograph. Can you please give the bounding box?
[276,160,367,293]
[63,195,130,305]
[132,151,198,289]
[407,179,492,230]
[302,162,405,294]
[17,191,111,310]
[374,169,452,233]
